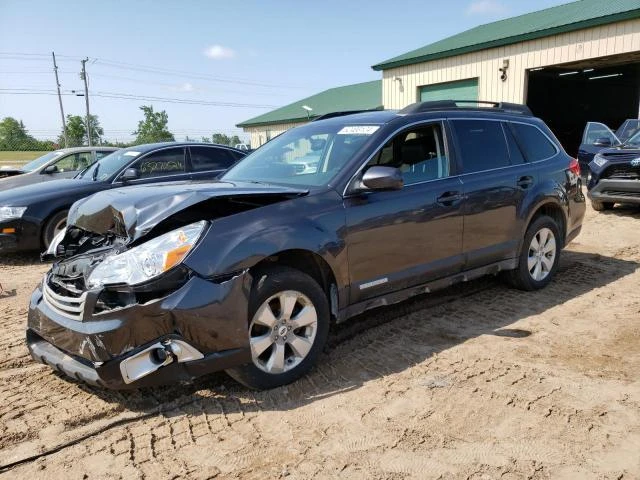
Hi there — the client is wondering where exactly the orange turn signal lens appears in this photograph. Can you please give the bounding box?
[163,244,191,271]
[2,228,16,234]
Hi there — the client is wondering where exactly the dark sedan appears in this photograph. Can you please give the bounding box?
[0,147,118,189]
[0,142,245,252]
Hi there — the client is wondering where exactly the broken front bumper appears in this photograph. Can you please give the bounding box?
[26,271,252,389]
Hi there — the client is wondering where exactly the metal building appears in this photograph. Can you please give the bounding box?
[373,0,640,153]
[237,80,382,147]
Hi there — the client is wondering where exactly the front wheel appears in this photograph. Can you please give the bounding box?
[504,215,561,291]
[42,210,68,249]
[226,266,330,390]
[591,200,614,211]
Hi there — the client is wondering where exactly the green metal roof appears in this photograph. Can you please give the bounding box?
[237,80,382,128]
[373,0,640,71]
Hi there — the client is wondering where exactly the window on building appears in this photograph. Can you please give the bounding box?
[451,120,510,173]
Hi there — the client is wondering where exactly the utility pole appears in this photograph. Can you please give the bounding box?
[80,58,92,146]
[52,52,68,147]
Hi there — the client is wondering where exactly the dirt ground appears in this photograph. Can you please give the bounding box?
[0,202,639,479]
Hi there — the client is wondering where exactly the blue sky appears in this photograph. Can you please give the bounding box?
[0,0,569,143]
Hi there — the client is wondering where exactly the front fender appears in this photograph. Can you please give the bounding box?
[183,191,348,291]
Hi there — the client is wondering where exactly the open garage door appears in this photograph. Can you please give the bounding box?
[527,55,640,156]
[419,78,479,103]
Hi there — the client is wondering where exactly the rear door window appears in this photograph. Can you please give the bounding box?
[503,123,526,165]
[189,146,236,172]
[451,120,510,174]
[510,123,557,162]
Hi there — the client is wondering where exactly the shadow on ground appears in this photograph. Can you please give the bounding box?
[64,249,637,417]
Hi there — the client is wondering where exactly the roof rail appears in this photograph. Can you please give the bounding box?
[311,110,372,121]
[399,100,533,116]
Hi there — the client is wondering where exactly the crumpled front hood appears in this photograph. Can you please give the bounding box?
[67,180,309,243]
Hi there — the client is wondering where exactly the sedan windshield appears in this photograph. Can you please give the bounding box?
[221,122,380,187]
[20,151,64,172]
[78,148,142,181]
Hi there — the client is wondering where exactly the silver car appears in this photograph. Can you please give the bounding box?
[0,147,119,190]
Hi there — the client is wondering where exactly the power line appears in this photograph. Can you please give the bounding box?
[0,52,306,89]
[0,88,279,108]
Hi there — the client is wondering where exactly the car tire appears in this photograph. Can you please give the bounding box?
[591,200,614,211]
[504,215,561,291]
[225,266,330,390]
[42,210,68,249]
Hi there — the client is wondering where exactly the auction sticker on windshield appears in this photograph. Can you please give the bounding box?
[337,126,380,135]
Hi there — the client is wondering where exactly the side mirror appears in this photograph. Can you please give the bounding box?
[361,166,403,191]
[120,168,139,182]
[593,137,612,147]
[42,165,58,174]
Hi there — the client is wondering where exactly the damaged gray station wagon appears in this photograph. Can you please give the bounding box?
[27,101,585,389]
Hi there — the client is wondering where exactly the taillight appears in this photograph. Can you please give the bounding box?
[568,158,581,176]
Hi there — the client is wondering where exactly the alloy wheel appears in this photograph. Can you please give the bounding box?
[527,227,556,281]
[249,290,318,374]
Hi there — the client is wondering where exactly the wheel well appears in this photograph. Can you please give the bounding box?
[250,249,338,318]
[529,203,566,247]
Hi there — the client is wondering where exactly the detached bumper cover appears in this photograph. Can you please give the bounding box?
[27,271,252,389]
[588,179,640,204]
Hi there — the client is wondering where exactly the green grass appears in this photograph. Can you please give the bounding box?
[0,151,49,167]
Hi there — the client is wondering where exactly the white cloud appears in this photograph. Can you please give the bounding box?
[178,82,194,92]
[203,44,236,60]
[465,0,508,15]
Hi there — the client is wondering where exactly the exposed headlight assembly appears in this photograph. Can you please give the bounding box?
[87,221,207,288]
[592,155,608,168]
[0,206,27,221]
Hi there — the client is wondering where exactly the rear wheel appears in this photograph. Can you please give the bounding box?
[226,266,330,390]
[504,215,561,291]
[591,200,614,211]
[42,210,68,249]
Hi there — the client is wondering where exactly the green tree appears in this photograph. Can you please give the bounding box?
[211,133,231,145]
[61,115,85,147]
[201,136,211,143]
[133,105,175,144]
[229,135,241,146]
[59,114,103,147]
[0,117,33,149]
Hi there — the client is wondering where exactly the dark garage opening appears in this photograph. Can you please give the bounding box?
[527,58,640,156]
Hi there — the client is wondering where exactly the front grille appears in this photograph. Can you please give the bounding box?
[602,152,640,161]
[43,276,87,321]
[601,164,640,180]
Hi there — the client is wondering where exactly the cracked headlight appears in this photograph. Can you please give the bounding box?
[592,155,608,168]
[0,206,27,222]
[87,221,207,288]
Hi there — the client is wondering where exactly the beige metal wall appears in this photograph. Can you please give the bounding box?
[243,121,307,148]
[382,18,640,109]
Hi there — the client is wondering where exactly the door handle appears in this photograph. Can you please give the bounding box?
[517,176,534,189]
[436,191,462,206]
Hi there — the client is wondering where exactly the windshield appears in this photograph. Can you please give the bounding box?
[78,148,142,181]
[221,123,380,186]
[623,129,640,148]
[20,151,64,172]
[617,120,640,142]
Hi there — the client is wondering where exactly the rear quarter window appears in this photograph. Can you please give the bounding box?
[510,123,557,162]
[451,120,510,174]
